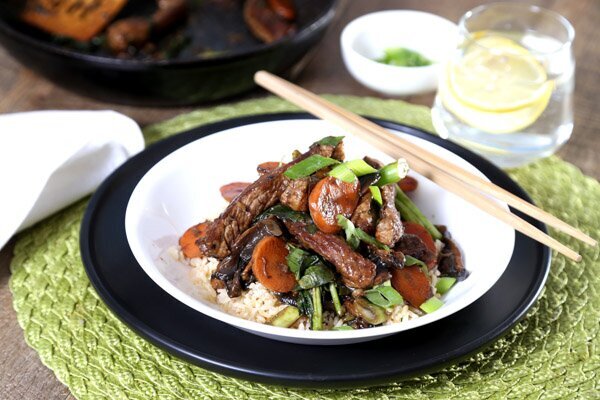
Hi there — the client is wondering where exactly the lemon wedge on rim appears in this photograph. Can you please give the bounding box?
[440,34,554,134]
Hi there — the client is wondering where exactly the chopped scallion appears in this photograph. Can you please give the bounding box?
[269,306,300,328]
[377,47,432,67]
[420,297,444,314]
[329,282,344,316]
[332,325,354,331]
[315,136,344,147]
[405,255,427,269]
[297,290,313,316]
[365,285,404,308]
[435,277,457,295]
[336,215,389,250]
[369,186,382,205]
[394,186,442,240]
[328,164,356,183]
[377,159,409,187]
[284,155,339,179]
[344,159,378,176]
[286,245,309,279]
[311,287,323,330]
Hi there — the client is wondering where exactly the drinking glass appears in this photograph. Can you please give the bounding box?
[431,3,575,167]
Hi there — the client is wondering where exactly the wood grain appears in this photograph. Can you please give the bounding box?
[0,0,598,398]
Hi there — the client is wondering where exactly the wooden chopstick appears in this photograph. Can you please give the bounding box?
[254,70,593,262]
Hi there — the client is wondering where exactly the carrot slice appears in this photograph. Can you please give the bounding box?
[391,265,433,308]
[179,222,210,259]
[251,236,297,293]
[403,222,436,255]
[220,182,251,202]
[308,176,360,234]
[399,176,418,192]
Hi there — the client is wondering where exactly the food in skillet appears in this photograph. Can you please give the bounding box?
[17,0,297,59]
[175,136,466,330]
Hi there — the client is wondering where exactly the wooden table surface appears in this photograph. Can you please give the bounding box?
[1,1,598,398]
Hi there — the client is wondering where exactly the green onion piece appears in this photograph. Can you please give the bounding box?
[286,245,309,279]
[344,159,378,176]
[332,325,354,331]
[405,255,427,269]
[377,47,432,67]
[328,164,356,183]
[405,255,429,275]
[311,287,323,330]
[285,243,323,280]
[336,215,389,250]
[377,159,409,187]
[284,155,340,180]
[337,214,360,249]
[297,290,313,316]
[369,186,382,205]
[355,229,389,250]
[269,306,300,328]
[298,265,335,289]
[329,282,344,317]
[365,285,404,308]
[315,136,344,147]
[395,186,442,240]
[420,297,444,314]
[435,277,457,295]
[352,298,387,325]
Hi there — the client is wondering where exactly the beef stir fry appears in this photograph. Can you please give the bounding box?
[180,136,467,330]
[19,0,298,59]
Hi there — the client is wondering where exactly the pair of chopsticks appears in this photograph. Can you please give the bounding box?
[254,70,597,262]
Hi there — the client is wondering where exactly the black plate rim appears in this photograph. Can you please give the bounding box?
[80,112,551,387]
[0,0,338,68]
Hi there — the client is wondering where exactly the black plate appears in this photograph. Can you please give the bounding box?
[80,113,551,388]
[0,1,337,106]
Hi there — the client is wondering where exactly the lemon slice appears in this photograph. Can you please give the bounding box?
[450,35,551,112]
[440,33,554,133]
[440,76,553,134]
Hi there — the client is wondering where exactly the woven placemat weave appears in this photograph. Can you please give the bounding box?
[10,96,600,399]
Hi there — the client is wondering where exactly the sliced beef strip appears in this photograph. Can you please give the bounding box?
[351,192,377,234]
[332,140,345,161]
[279,176,309,211]
[284,220,376,289]
[210,217,283,297]
[375,185,403,247]
[438,236,467,280]
[197,142,340,259]
[395,233,436,267]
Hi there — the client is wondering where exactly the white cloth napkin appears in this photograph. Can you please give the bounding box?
[0,110,144,250]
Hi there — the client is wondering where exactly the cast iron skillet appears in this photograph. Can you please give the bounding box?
[0,0,337,106]
[80,113,551,388]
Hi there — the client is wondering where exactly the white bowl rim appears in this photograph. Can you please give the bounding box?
[124,119,515,342]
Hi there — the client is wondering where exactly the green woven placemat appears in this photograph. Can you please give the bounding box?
[9,96,600,399]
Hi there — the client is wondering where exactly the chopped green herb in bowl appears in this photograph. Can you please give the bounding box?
[377,47,432,67]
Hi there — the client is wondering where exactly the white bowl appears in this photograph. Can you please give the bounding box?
[125,119,514,345]
[340,10,458,96]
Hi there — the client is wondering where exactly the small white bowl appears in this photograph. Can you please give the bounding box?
[340,10,458,96]
[124,119,515,345]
